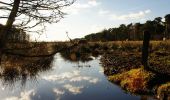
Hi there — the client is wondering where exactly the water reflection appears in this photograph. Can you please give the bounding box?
[60,52,93,62]
[0,54,54,86]
[60,49,99,68]
[0,53,155,100]
[60,44,100,63]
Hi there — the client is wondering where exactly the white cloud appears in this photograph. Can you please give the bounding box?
[64,0,101,15]
[70,76,99,84]
[99,68,104,73]
[88,0,101,6]
[70,76,90,82]
[53,88,65,100]
[5,90,35,100]
[42,70,99,84]
[145,9,151,14]
[89,78,99,84]
[74,3,91,9]
[63,84,84,95]
[53,88,65,95]
[1,87,5,91]
[42,70,80,81]
[5,97,18,100]
[98,9,110,15]
[64,3,89,15]
[89,25,105,33]
[110,9,151,20]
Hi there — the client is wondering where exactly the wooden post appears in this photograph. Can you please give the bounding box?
[142,31,151,69]
[0,49,2,62]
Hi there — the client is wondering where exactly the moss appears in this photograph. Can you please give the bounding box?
[108,68,155,93]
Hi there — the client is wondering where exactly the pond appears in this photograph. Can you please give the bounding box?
[0,53,155,100]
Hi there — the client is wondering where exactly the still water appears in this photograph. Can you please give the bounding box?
[0,53,154,100]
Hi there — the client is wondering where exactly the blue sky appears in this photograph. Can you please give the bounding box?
[1,0,170,41]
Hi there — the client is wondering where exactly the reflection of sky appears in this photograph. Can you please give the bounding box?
[0,53,141,100]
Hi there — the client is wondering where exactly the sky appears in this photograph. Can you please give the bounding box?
[1,0,170,41]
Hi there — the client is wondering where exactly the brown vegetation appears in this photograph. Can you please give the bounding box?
[108,68,155,93]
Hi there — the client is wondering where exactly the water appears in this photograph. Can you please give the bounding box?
[0,53,154,100]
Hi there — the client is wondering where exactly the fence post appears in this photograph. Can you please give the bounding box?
[142,30,151,69]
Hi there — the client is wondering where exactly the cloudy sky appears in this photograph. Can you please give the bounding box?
[1,0,170,41]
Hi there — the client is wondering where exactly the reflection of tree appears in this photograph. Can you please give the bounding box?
[59,44,101,68]
[0,54,54,87]
[60,44,96,63]
[60,52,93,63]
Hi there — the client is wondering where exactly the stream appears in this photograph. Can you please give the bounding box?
[0,53,155,100]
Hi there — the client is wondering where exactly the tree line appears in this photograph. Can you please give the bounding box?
[84,14,170,41]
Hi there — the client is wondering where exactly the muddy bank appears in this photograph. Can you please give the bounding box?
[101,51,142,75]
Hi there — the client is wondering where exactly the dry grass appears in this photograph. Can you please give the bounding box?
[157,82,170,100]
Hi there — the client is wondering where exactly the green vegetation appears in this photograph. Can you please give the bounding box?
[84,14,170,41]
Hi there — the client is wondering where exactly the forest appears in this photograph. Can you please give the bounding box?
[84,14,170,41]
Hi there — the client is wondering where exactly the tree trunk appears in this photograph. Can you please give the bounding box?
[0,0,20,53]
[0,0,20,63]
[0,49,2,64]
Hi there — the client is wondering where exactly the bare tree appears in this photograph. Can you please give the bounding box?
[0,0,75,53]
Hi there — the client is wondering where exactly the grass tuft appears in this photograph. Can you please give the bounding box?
[108,67,155,93]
